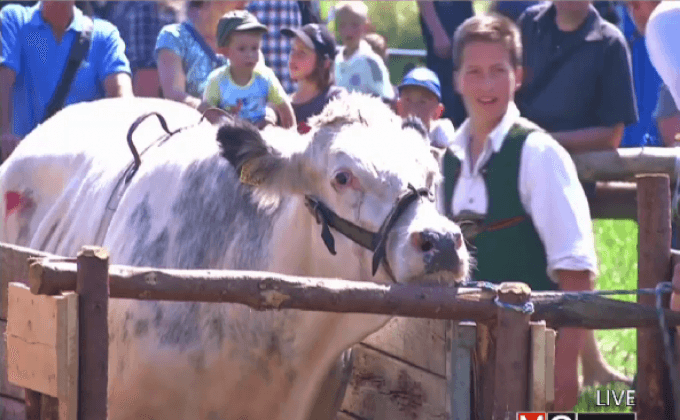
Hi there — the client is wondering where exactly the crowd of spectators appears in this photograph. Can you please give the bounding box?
[2,0,680,412]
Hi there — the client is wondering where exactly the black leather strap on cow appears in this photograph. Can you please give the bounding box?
[304,184,432,283]
[42,17,94,124]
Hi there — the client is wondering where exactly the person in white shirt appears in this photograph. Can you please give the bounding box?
[440,13,619,410]
[332,1,394,103]
[646,1,680,110]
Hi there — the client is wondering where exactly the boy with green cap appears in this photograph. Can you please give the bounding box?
[203,10,296,129]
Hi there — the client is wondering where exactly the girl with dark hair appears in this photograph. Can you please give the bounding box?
[282,23,346,134]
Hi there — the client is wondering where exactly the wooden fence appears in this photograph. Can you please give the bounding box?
[1,150,680,419]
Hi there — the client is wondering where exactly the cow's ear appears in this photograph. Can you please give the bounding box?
[217,119,309,193]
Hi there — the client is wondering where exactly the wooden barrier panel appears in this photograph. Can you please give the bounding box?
[339,344,447,420]
[529,322,547,411]
[0,320,25,401]
[362,317,446,376]
[545,329,556,412]
[0,395,26,420]
[447,321,476,420]
[5,283,78,420]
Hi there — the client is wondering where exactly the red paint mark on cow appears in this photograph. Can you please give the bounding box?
[5,191,23,219]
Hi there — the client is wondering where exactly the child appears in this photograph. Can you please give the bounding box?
[203,10,296,129]
[396,67,455,148]
[282,23,347,134]
[332,2,394,102]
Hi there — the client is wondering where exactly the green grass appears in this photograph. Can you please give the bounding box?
[574,219,639,411]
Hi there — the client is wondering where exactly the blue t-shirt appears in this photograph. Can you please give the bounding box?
[155,22,228,99]
[0,3,131,138]
[620,9,663,148]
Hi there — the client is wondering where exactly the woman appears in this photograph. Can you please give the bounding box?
[155,1,246,113]
[282,23,346,134]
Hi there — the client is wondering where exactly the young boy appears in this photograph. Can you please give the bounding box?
[442,13,600,411]
[203,10,295,129]
[396,67,455,148]
[333,2,394,102]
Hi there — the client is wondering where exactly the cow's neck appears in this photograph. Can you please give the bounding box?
[267,196,393,418]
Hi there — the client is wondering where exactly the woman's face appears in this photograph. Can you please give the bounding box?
[289,38,318,82]
[208,1,247,17]
[454,40,522,127]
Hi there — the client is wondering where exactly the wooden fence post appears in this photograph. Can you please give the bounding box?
[76,246,109,420]
[493,282,532,420]
[637,174,672,420]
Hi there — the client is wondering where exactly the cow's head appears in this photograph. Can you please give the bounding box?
[217,92,469,285]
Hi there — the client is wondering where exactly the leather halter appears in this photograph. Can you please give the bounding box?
[304,184,433,283]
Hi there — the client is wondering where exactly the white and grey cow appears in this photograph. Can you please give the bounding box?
[0,93,469,420]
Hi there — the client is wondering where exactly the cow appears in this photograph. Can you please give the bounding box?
[0,93,470,420]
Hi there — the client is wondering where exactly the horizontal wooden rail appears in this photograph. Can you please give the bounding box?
[572,147,680,182]
[27,257,680,329]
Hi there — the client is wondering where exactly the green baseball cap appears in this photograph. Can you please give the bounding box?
[217,10,267,47]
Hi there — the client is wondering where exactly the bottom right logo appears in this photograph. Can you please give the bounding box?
[517,413,636,420]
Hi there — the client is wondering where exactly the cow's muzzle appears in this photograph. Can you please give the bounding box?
[411,230,464,274]
[304,184,433,283]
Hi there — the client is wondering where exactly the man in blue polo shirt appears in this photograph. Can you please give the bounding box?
[0,0,132,161]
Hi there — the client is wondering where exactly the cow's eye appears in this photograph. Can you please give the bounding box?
[334,171,351,186]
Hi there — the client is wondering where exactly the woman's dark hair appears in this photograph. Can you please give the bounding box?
[307,54,334,91]
[188,1,204,9]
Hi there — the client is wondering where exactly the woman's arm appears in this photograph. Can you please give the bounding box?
[157,49,211,112]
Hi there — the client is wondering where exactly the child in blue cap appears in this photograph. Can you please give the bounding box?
[396,67,456,148]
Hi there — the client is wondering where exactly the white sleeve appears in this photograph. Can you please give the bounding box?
[429,119,456,148]
[518,132,599,283]
[646,3,680,109]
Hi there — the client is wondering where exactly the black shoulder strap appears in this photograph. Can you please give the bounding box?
[182,22,222,67]
[42,16,94,124]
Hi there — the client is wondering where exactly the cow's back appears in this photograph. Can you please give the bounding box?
[0,98,204,252]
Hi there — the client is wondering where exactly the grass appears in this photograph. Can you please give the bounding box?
[573,219,639,411]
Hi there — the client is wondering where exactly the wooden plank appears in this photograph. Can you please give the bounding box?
[339,344,447,420]
[571,147,680,182]
[529,321,547,411]
[0,395,26,420]
[0,243,55,320]
[6,282,78,403]
[493,283,531,419]
[0,320,25,400]
[636,175,673,419]
[362,317,446,376]
[6,283,60,396]
[473,320,497,420]
[447,321,475,420]
[545,329,556,412]
[56,292,78,420]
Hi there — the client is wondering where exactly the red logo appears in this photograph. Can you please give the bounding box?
[517,414,546,420]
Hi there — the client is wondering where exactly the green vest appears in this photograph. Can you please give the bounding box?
[443,123,556,292]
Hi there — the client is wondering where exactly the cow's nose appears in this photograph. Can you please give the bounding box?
[410,230,463,273]
[410,230,463,253]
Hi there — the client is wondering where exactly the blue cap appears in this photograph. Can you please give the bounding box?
[398,67,441,101]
